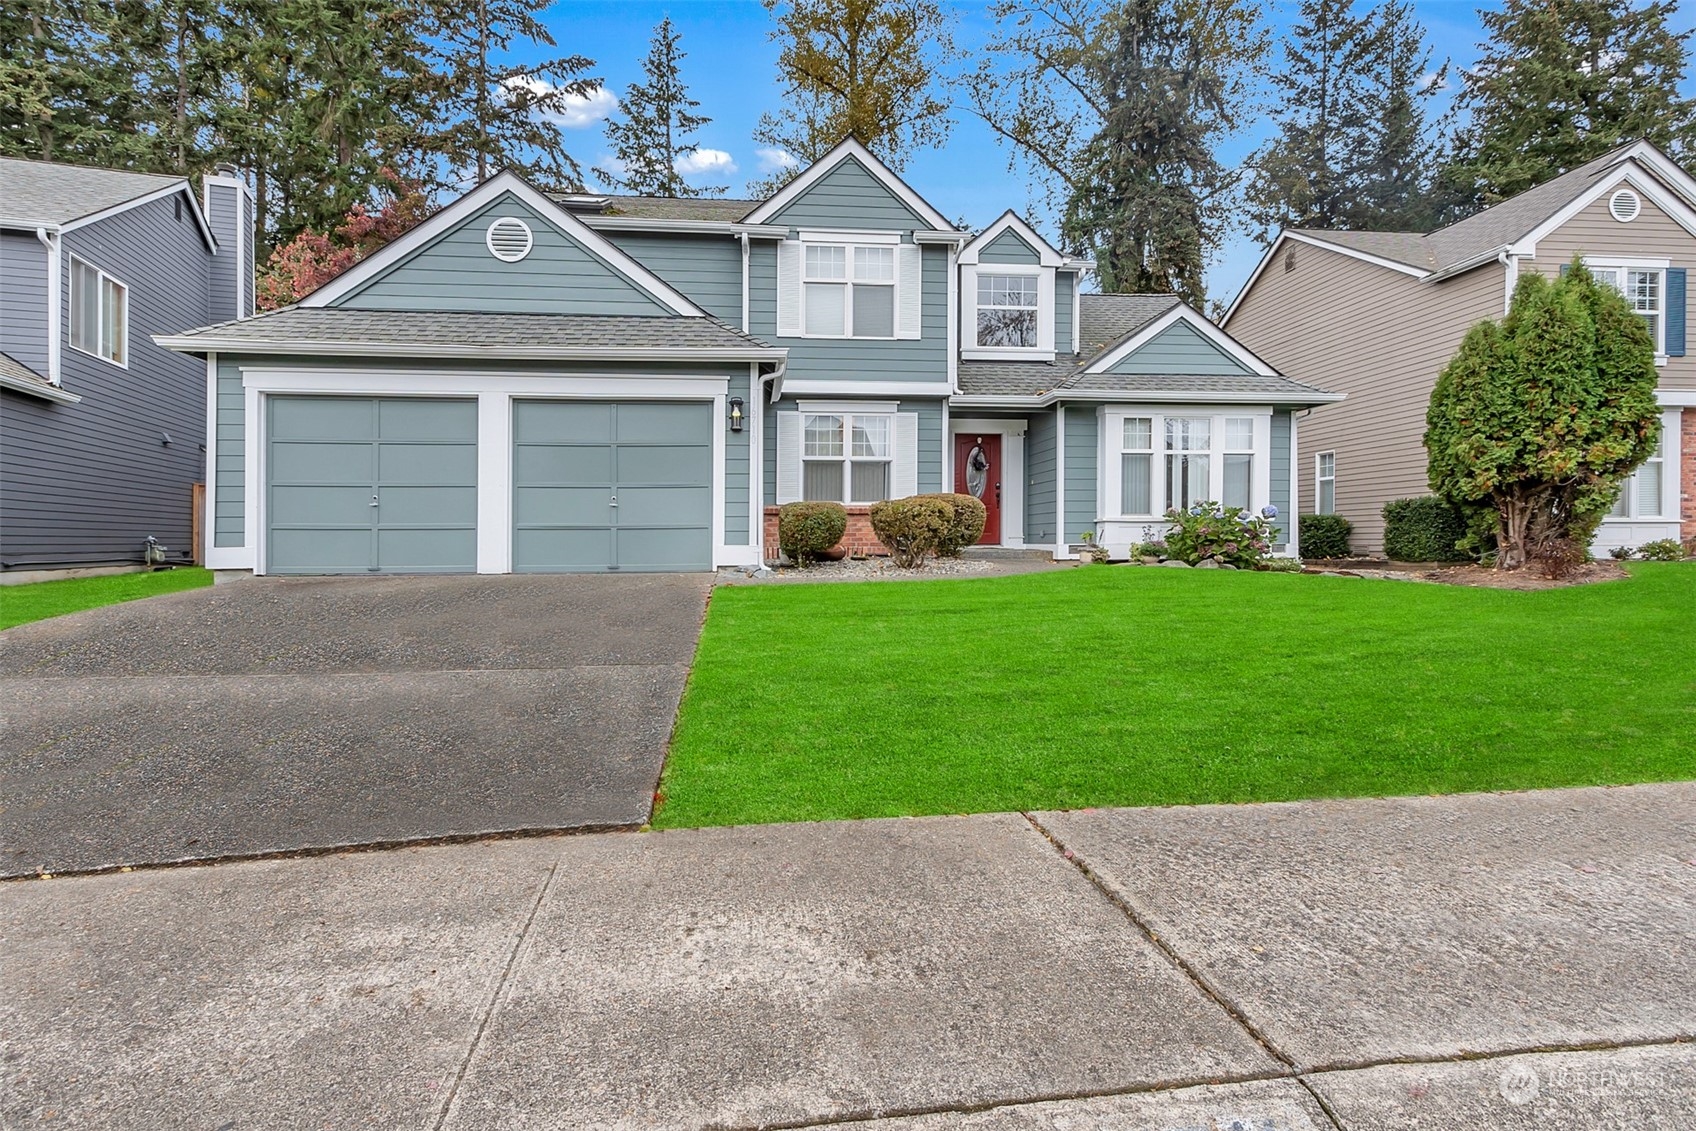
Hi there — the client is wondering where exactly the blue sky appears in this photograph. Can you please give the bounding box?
[538,0,1694,306]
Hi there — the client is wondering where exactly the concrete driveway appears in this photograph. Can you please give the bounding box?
[0,573,711,877]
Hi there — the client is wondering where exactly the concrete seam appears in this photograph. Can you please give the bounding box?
[645,588,715,827]
[1295,1075,1350,1130]
[1022,810,1298,1070]
[431,853,562,1131]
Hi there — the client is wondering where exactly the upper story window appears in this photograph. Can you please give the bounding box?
[804,243,895,339]
[1586,260,1664,354]
[976,273,1039,347]
[69,256,128,367]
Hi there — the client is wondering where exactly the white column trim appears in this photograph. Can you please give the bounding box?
[244,385,264,573]
[476,392,512,574]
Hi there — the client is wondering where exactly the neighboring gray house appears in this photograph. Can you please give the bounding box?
[1,158,254,576]
[157,139,1338,576]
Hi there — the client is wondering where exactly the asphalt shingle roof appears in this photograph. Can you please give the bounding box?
[0,351,52,389]
[0,157,187,227]
[551,193,761,223]
[957,293,1181,396]
[1060,370,1334,397]
[159,308,780,354]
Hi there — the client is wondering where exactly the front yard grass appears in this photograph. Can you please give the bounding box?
[0,567,212,630]
[655,563,1695,828]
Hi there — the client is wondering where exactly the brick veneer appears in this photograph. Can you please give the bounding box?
[763,505,890,564]
[1683,409,1696,549]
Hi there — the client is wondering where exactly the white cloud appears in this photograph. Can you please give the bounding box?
[676,148,738,178]
[504,75,618,129]
[756,147,799,174]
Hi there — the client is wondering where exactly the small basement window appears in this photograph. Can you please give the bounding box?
[485,217,534,262]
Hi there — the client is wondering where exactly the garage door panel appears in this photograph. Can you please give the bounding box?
[514,400,614,444]
[378,398,477,440]
[615,485,712,526]
[377,486,478,526]
[614,527,711,572]
[378,442,478,486]
[270,441,373,485]
[613,402,712,444]
[268,528,371,572]
[513,444,612,484]
[613,444,712,484]
[376,528,476,572]
[270,397,374,441]
[271,484,371,526]
[514,486,612,526]
[513,528,613,572]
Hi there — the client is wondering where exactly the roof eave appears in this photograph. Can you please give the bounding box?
[151,334,789,363]
[0,371,82,404]
[953,389,1346,408]
[578,215,791,238]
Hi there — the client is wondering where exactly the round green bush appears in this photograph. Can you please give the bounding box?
[1382,496,1471,562]
[868,496,953,568]
[1298,513,1353,559]
[1637,538,1688,562]
[923,493,987,557]
[777,501,847,567]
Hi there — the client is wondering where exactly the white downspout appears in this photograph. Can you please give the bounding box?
[740,232,751,333]
[35,226,61,385]
[1498,249,1517,315]
[754,361,786,568]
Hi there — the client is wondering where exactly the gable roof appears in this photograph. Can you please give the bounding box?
[300,171,706,315]
[960,211,1070,267]
[741,137,960,231]
[0,157,215,249]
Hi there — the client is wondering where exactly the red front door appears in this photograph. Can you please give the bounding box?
[954,434,1002,545]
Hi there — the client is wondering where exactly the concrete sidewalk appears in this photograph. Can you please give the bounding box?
[2,783,1692,1129]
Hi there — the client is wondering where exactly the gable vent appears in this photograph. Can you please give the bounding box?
[485,217,534,262]
[1609,188,1641,224]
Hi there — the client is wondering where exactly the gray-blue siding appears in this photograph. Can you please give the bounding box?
[334,192,672,316]
[769,156,928,230]
[213,356,753,550]
[748,241,949,383]
[1062,406,1097,541]
[603,230,743,325]
[1104,320,1255,375]
[203,181,244,323]
[2,194,213,568]
[979,229,1040,264]
[1,231,49,374]
[1024,409,1057,544]
[763,397,945,503]
[1055,273,1074,355]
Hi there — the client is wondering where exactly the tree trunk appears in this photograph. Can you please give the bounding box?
[1495,494,1530,570]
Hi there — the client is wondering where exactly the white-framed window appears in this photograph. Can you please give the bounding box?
[1120,417,1153,515]
[1316,451,1336,514]
[1106,409,1272,519]
[802,412,893,503]
[69,256,128,366]
[803,243,896,339]
[1585,259,1666,355]
[1609,429,1667,519]
[976,273,1040,347]
[1165,416,1212,511]
[1222,417,1255,511]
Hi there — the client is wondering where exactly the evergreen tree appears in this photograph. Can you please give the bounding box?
[599,18,721,197]
[971,0,1266,305]
[1346,0,1446,231]
[417,0,600,188]
[1445,0,1696,206]
[751,0,957,194]
[1244,0,1373,239]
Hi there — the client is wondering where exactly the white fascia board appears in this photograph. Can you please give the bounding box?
[239,367,734,398]
[59,181,217,252]
[951,390,1345,408]
[1427,245,1512,283]
[779,378,952,398]
[1657,388,1696,407]
[1221,234,1289,326]
[299,172,706,316]
[959,210,1065,267]
[579,215,789,238]
[152,334,786,362]
[0,371,81,403]
[1512,165,1696,254]
[1083,302,1282,377]
[741,137,961,232]
[1281,230,1430,279]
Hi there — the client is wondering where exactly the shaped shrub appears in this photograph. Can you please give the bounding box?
[1162,501,1275,569]
[777,501,847,567]
[925,493,987,557]
[1382,497,1471,562]
[869,496,953,568]
[1638,538,1688,562]
[1299,513,1352,559]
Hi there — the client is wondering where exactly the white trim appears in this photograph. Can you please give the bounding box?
[797,399,899,414]
[579,215,788,238]
[960,263,1055,359]
[202,353,218,563]
[245,383,263,573]
[1054,406,1069,558]
[298,172,706,316]
[1501,251,1519,314]
[747,363,763,553]
[1221,230,1431,326]
[35,226,61,384]
[155,334,784,362]
[795,238,901,340]
[484,217,534,262]
[238,367,731,398]
[958,211,1066,267]
[946,242,959,390]
[951,388,1345,408]
[0,370,80,403]
[67,254,129,368]
[57,181,217,251]
[799,228,902,245]
[780,379,951,398]
[1083,302,1281,377]
[1656,389,1696,407]
[949,417,1027,546]
[1281,230,1431,278]
[1609,188,1642,223]
[741,137,959,232]
[1315,449,1337,515]
[1514,166,1696,254]
[1286,411,1300,557]
[477,392,512,573]
[740,233,751,332]
[1070,271,1081,356]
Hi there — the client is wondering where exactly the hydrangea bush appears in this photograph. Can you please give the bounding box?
[1162,501,1277,569]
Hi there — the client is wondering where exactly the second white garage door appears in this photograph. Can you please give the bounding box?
[511,400,714,572]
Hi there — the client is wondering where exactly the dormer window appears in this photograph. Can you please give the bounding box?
[976,274,1039,347]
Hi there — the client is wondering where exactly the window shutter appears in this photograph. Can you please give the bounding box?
[896,244,923,339]
[776,410,802,503]
[777,240,803,336]
[892,412,919,498]
[1667,268,1686,357]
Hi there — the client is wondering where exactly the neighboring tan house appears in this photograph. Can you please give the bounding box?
[155,139,1338,577]
[0,158,254,578]
[1223,140,1693,555]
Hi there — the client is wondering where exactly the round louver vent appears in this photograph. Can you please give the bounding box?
[485,217,534,262]
[1608,188,1641,223]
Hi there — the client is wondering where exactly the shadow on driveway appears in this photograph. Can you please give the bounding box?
[0,573,711,877]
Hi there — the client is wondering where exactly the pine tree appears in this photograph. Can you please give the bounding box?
[751,0,957,195]
[1348,0,1446,231]
[1445,0,1696,206]
[1244,0,1374,239]
[416,0,601,189]
[598,18,720,198]
[0,0,84,161]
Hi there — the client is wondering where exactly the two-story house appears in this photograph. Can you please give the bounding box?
[1223,140,1693,556]
[156,139,1339,576]
[1,158,254,578]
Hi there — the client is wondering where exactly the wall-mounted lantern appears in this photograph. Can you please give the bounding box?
[728,396,745,433]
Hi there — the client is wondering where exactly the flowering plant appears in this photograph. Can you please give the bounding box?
[1162,501,1276,568]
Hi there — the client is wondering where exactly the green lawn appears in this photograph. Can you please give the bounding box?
[655,563,1696,828]
[0,567,213,630]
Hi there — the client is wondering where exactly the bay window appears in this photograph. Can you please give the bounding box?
[1120,418,1153,514]
[1586,260,1665,353]
[70,256,128,366]
[1164,417,1211,511]
[802,412,892,504]
[976,273,1039,347]
[803,243,895,339]
[1223,417,1255,511]
[1109,409,1272,518]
